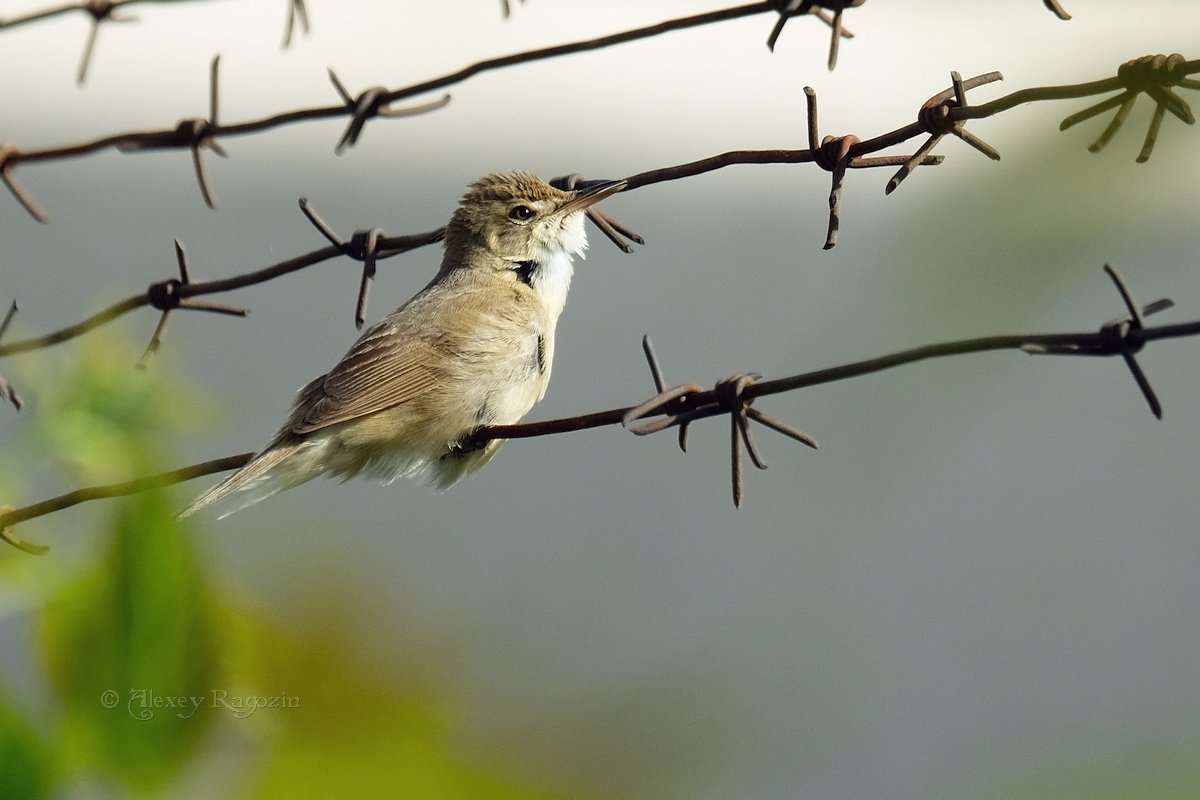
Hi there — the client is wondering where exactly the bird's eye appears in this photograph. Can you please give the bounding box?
[508,204,535,222]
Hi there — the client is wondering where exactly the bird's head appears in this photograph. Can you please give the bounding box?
[445,171,625,267]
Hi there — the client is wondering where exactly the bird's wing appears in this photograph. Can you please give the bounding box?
[288,321,441,434]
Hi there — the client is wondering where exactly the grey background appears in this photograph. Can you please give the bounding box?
[2,1,1199,797]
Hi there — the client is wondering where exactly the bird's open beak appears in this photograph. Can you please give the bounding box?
[558,179,627,216]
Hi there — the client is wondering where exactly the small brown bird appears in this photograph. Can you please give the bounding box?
[181,171,625,517]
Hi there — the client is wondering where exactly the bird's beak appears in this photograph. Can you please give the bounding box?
[558,179,627,216]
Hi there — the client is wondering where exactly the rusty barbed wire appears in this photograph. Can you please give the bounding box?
[0,0,135,85]
[0,179,636,360]
[1059,53,1199,163]
[0,1,312,80]
[0,217,447,362]
[800,85,944,249]
[615,56,1199,231]
[0,143,49,223]
[886,70,1003,195]
[1,452,255,555]
[1043,0,1071,21]
[114,53,230,209]
[76,0,127,85]
[0,2,775,221]
[3,263,1193,553]
[2,53,1197,360]
[953,56,1200,154]
[326,68,452,155]
[281,0,309,48]
[0,301,22,411]
[0,2,1096,221]
[136,239,248,368]
[619,265,1177,505]
[1020,264,1175,418]
[767,0,861,69]
[297,198,388,330]
[0,0,148,85]
[623,344,819,508]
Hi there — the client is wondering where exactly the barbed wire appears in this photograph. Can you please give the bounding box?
[0,301,22,411]
[1,453,253,555]
[281,0,309,48]
[1,53,1195,363]
[1,4,1192,553]
[0,1,1092,220]
[0,1,323,84]
[0,2,770,220]
[1,263,1189,555]
[0,214,446,361]
[0,0,215,85]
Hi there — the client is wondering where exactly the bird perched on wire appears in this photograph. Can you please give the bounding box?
[180,171,625,518]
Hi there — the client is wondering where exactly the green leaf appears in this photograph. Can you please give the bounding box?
[41,489,220,792]
[0,695,53,800]
[18,334,204,485]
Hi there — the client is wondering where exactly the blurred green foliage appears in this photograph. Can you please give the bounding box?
[0,694,52,800]
[41,488,220,792]
[24,337,200,484]
[0,338,569,798]
[246,623,569,800]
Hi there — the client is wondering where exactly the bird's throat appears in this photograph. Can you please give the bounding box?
[513,260,536,285]
[521,249,575,320]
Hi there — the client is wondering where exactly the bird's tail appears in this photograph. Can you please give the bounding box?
[177,440,317,520]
